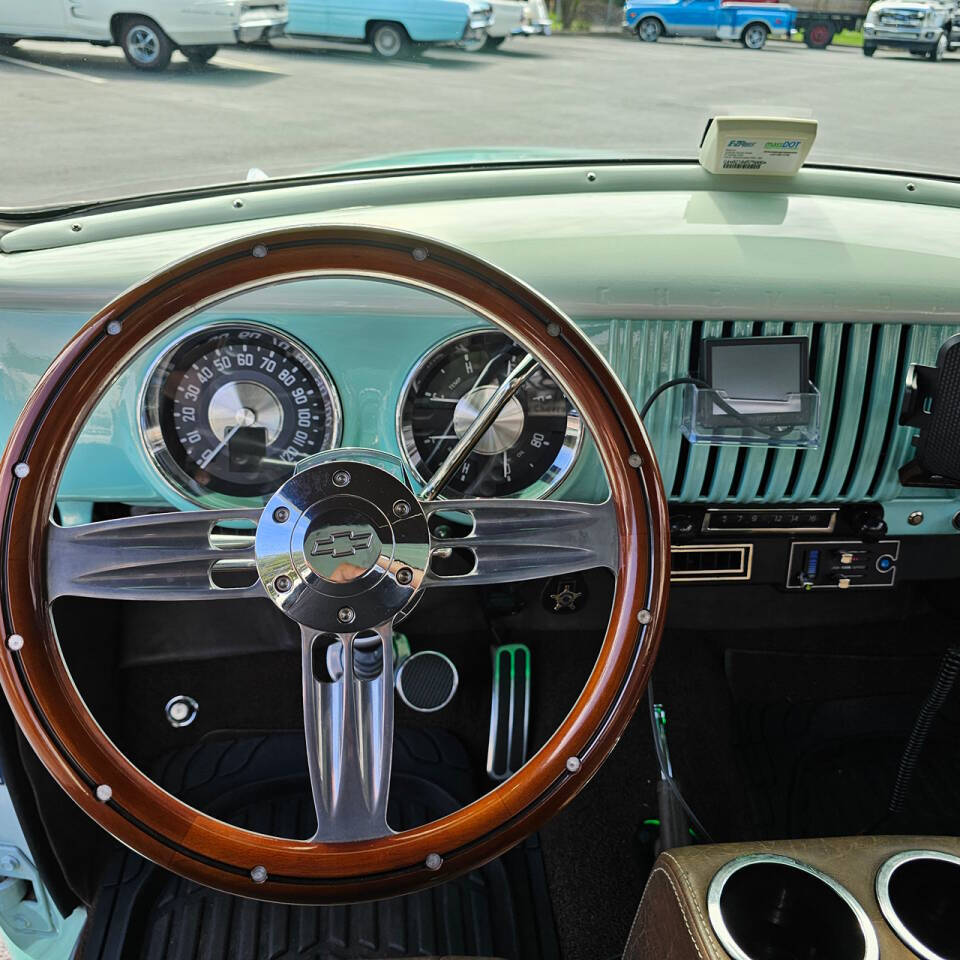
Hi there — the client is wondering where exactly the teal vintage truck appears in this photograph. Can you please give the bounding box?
[285,0,493,56]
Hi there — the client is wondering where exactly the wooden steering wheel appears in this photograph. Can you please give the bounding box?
[0,226,669,904]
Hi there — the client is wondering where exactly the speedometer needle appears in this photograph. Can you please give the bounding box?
[198,423,242,470]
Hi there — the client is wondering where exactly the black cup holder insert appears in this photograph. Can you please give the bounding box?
[706,854,878,960]
[877,850,960,960]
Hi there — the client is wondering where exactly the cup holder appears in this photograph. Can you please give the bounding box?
[706,854,879,960]
[876,850,960,960]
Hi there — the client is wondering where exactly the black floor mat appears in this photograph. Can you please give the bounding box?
[726,648,960,839]
[82,728,558,960]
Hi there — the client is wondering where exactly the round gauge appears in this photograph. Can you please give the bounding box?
[141,323,341,503]
[398,330,581,499]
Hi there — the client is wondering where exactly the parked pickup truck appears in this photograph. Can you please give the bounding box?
[286,0,493,57]
[0,0,287,70]
[624,0,797,48]
[862,0,958,58]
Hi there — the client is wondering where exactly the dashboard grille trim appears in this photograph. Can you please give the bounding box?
[599,319,960,505]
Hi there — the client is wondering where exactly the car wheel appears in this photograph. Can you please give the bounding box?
[637,17,662,41]
[370,21,410,58]
[120,16,173,70]
[803,20,834,47]
[741,23,768,48]
[863,42,876,55]
[183,45,218,65]
[929,32,947,59]
[460,29,488,52]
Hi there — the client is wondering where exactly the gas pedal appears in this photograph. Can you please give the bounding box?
[487,643,531,781]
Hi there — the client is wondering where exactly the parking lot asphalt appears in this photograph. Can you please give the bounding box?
[2,32,958,207]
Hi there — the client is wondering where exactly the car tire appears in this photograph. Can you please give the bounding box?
[929,32,947,59]
[120,16,173,70]
[183,45,218,65]
[460,29,488,52]
[803,20,834,47]
[369,21,411,58]
[863,42,876,55]
[741,22,768,48]
[484,34,507,49]
[636,17,662,41]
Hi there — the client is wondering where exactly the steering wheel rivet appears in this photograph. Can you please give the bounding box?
[566,756,581,773]
[274,575,292,593]
[332,469,351,488]
[12,463,29,479]
[70,223,82,233]
[95,784,112,803]
[546,322,560,337]
[628,453,642,468]
[392,499,411,518]
[252,244,268,259]
[637,608,652,625]
[272,506,290,524]
[412,247,428,262]
[586,171,597,182]
[6,635,23,652]
[425,853,442,871]
[337,606,356,625]
[106,320,122,336]
[396,567,413,586]
[250,865,268,883]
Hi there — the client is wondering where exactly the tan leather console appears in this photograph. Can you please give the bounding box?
[624,835,960,959]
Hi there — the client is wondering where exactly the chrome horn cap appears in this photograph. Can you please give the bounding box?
[255,458,429,632]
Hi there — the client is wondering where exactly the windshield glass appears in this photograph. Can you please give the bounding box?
[2,0,956,207]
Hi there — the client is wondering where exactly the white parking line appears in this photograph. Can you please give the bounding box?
[212,55,285,74]
[0,52,107,84]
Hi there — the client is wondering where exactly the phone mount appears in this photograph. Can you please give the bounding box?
[899,332,960,488]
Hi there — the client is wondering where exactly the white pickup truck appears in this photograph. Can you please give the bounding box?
[862,0,958,57]
[0,0,288,70]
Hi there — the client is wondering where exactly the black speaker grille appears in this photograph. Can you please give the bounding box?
[398,652,457,712]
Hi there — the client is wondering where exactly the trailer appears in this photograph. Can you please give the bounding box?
[722,0,870,44]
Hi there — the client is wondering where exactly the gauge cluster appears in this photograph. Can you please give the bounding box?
[140,323,341,504]
[138,323,582,506]
[397,330,582,499]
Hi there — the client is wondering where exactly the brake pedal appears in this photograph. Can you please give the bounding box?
[487,644,531,781]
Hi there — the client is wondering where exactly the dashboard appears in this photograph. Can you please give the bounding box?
[3,161,960,559]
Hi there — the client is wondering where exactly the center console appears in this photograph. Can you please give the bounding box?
[625,836,960,960]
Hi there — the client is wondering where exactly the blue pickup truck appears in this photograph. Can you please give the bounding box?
[623,0,797,48]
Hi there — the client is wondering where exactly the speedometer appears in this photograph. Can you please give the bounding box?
[141,323,341,503]
[397,330,582,499]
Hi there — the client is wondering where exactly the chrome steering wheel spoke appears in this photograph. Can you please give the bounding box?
[46,508,264,602]
[422,497,618,586]
[301,620,395,842]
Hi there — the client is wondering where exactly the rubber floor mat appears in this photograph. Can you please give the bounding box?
[83,728,558,960]
[725,649,960,839]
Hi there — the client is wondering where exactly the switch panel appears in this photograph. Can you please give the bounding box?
[786,540,900,590]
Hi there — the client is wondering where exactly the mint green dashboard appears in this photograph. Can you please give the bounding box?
[3,161,960,536]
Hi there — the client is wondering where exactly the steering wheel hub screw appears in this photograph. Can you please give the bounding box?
[396,567,413,586]
[272,506,290,524]
[392,499,411,518]
[628,453,642,468]
[425,853,442,871]
[546,322,561,337]
[6,635,23,651]
[106,320,122,336]
[637,608,652,625]
[12,463,29,479]
[332,469,351,488]
[566,756,582,773]
[252,244,267,259]
[337,606,356,625]
[412,247,428,262]
[274,575,292,593]
[95,784,112,803]
[250,865,268,884]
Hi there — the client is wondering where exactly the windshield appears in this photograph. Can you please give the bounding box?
[2,0,957,208]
